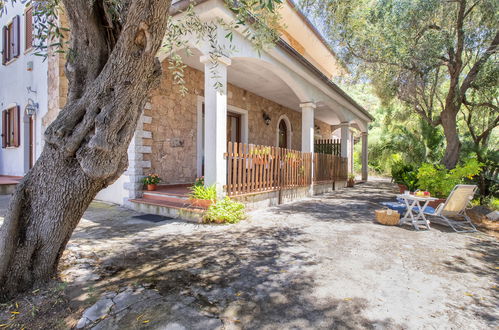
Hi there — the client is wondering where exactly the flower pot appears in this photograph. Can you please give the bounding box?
[347,179,355,187]
[190,199,212,208]
[146,184,157,191]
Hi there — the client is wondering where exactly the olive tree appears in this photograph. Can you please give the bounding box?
[303,0,499,169]
[0,0,281,300]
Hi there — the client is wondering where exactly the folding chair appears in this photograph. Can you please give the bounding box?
[424,184,478,233]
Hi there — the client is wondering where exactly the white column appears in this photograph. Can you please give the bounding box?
[361,132,368,181]
[349,132,355,173]
[340,122,350,159]
[200,54,231,197]
[300,102,316,153]
[300,102,316,194]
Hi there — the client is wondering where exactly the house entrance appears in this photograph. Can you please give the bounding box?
[278,119,288,148]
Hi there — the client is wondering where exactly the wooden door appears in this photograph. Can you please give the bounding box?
[278,119,288,148]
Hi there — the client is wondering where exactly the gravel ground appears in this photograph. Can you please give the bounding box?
[0,179,497,329]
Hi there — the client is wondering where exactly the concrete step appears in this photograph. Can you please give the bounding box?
[128,198,205,223]
[0,176,22,195]
[143,191,190,201]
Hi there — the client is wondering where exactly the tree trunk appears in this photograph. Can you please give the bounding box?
[0,146,115,298]
[0,0,171,301]
[440,108,461,169]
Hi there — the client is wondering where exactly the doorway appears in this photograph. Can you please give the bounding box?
[278,119,288,148]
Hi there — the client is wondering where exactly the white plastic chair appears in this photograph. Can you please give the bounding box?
[424,184,478,232]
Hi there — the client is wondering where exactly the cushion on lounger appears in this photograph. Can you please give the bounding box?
[380,202,407,215]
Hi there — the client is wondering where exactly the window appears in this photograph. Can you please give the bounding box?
[2,15,20,65]
[25,7,33,51]
[1,106,21,148]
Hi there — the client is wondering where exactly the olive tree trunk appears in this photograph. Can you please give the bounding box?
[0,0,171,300]
[440,108,461,170]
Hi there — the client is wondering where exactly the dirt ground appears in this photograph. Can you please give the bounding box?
[0,179,497,329]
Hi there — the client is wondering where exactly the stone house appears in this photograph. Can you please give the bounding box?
[1,0,373,219]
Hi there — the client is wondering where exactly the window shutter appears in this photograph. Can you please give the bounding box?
[12,106,20,147]
[12,15,20,58]
[1,110,6,148]
[25,8,33,50]
[2,26,7,65]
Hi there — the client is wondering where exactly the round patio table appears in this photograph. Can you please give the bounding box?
[396,194,439,231]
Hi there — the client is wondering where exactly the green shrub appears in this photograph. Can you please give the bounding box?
[416,159,482,198]
[203,197,246,224]
[391,160,418,190]
[189,185,217,201]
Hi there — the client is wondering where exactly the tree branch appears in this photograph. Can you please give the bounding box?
[460,30,499,97]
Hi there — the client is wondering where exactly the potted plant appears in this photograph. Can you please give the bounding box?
[347,173,355,187]
[189,184,217,208]
[143,174,161,191]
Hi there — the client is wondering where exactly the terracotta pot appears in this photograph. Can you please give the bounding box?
[146,184,157,191]
[347,179,355,187]
[190,199,212,208]
[398,184,408,193]
[428,198,446,209]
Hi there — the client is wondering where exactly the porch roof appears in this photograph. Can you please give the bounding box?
[170,0,373,123]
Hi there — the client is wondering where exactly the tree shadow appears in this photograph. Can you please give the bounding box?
[71,201,194,241]
[265,181,398,225]
[441,237,499,324]
[71,224,401,329]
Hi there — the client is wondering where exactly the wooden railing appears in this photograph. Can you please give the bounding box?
[313,153,349,183]
[225,142,312,196]
[314,138,341,156]
[226,142,348,196]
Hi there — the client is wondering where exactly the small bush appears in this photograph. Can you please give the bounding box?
[189,184,217,200]
[203,197,246,224]
[391,160,418,191]
[417,159,482,198]
[194,176,204,187]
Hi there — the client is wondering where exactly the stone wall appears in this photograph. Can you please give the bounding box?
[142,64,203,185]
[144,65,333,185]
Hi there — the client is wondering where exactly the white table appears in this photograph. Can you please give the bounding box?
[396,194,438,231]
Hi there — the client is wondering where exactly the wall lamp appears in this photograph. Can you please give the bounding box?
[25,98,39,116]
[262,112,271,125]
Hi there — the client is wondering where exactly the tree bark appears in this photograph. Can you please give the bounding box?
[440,108,461,169]
[0,0,171,301]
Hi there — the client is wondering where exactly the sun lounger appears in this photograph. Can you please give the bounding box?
[424,184,477,233]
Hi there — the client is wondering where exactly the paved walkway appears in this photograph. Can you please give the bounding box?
[0,180,497,329]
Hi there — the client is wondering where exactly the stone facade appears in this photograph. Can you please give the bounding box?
[144,64,333,185]
[43,8,69,130]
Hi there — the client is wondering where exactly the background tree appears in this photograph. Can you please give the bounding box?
[0,0,281,300]
[303,0,499,169]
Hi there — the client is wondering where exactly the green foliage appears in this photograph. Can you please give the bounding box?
[189,185,217,201]
[390,160,418,191]
[203,197,246,224]
[305,0,498,172]
[416,159,482,198]
[194,176,205,187]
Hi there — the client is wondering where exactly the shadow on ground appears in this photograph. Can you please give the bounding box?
[76,223,400,329]
[442,237,499,324]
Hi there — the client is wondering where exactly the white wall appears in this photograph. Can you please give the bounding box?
[0,4,48,176]
[95,174,129,205]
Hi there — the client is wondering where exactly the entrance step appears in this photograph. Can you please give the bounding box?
[128,184,208,223]
[0,176,22,195]
[128,198,206,223]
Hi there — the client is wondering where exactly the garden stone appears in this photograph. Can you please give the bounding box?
[486,210,498,221]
